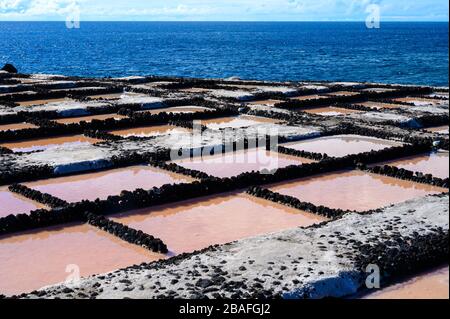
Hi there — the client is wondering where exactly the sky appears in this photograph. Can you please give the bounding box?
[0,0,448,21]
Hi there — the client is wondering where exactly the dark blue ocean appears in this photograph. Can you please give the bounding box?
[0,22,448,86]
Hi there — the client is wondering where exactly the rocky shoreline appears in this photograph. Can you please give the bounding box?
[1,67,448,298]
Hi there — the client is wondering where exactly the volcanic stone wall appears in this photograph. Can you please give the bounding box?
[0,70,448,298]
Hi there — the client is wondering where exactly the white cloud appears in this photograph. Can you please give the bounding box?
[0,0,22,10]
[0,0,81,16]
[122,4,215,17]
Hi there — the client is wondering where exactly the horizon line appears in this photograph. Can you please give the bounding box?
[0,20,448,23]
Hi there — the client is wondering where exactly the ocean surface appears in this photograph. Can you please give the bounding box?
[0,22,448,86]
